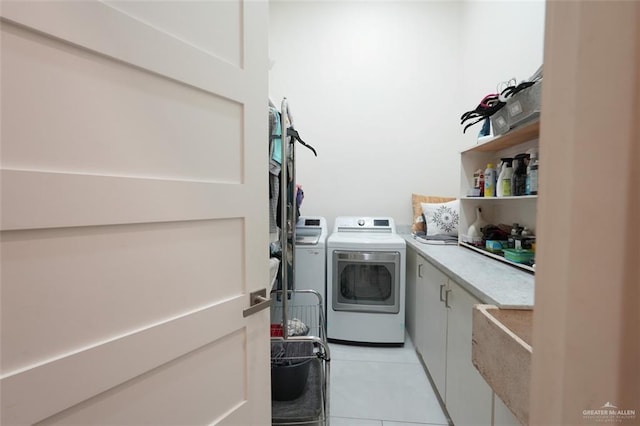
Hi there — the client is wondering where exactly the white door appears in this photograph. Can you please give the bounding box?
[0,1,270,425]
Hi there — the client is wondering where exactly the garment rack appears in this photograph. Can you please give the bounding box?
[270,98,330,426]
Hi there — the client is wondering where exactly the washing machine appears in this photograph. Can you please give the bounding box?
[326,217,406,345]
[294,216,328,298]
[279,216,327,333]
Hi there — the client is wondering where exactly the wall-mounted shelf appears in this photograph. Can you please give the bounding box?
[460,195,538,201]
[461,121,540,154]
[459,120,540,274]
[459,242,535,273]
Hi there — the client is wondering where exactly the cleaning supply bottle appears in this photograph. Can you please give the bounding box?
[484,163,496,197]
[526,150,539,195]
[503,159,513,196]
[513,153,529,196]
[529,152,539,195]
[496,159,506,197]
[498,158,513,197]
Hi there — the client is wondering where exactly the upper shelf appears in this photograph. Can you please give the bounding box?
[460,195,537,201]
[461,121,540,154]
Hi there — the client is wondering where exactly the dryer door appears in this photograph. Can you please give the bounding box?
[332,250,400,314]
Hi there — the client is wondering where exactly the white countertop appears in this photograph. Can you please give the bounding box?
[403,235,534,309]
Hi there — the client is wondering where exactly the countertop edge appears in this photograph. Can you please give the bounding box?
[403,235,534,310]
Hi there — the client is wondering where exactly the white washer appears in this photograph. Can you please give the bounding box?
[326,217,406,345]
[294,216,328,300]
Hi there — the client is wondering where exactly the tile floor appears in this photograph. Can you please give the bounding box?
[329,334,450,426]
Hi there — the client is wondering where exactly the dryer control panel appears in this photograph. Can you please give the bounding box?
[333,217,396,233]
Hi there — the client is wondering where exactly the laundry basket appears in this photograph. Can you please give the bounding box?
[271,340,314,401]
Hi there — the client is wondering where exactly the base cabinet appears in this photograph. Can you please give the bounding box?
[407,246,494,425]
[445,279,493,425]
[416,257,448,398]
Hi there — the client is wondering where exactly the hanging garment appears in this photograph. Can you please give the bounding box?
[269,106,282,244]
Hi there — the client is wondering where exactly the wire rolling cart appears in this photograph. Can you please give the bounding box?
[270,289,330,425]
[270,98,330,425]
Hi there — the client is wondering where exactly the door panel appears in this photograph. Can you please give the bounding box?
[2,21,243,183]
[103,1,244,68]
[1,219,244,372]
[36,330,248,426]
[1,1,269,424]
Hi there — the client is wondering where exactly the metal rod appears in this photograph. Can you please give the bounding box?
[280,98,289,339]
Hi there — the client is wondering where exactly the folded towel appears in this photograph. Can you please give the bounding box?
[413,233,458,245]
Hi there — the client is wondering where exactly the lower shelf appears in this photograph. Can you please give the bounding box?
[459,242,535,273]
[272,358,325,424]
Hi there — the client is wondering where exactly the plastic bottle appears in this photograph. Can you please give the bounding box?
[498,158,513,197]
[529,152,539,195]
[526,150,538,195]
[513,153,529,196]
[508,223,521,249]
[496,160,507,197]
[502,162,513,197]
[473,169,483,196]
[484,163,496,197]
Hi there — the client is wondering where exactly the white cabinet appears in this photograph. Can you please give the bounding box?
[416,257,448,397]
[445,279,493,425]
[407,247,492,425]
[458,121,540,273]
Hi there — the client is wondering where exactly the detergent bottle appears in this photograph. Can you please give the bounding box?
[484,163,496,197]
[498,158,513,196]
[496,158,513,197]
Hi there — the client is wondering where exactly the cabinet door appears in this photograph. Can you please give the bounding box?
[445,280,493,425]
[417,258,449,398]
[405,247,418,342]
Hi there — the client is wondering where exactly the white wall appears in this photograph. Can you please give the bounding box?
[459,0,546,148]
[269,0,545,230]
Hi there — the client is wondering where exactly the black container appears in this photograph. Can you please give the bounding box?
[271,341,314,401]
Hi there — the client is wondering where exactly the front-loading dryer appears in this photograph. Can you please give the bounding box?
[326,216,406,345]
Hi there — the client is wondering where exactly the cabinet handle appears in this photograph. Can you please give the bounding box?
[439,284,446,302]
[445,289,452,309]
[418,263,424,278]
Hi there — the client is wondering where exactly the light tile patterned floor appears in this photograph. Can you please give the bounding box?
[329,334,450,425]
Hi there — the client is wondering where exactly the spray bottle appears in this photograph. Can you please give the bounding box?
[526,149,538,195]
[496,159,507,197]
[513,153,529,196]
[497,158,513,197]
